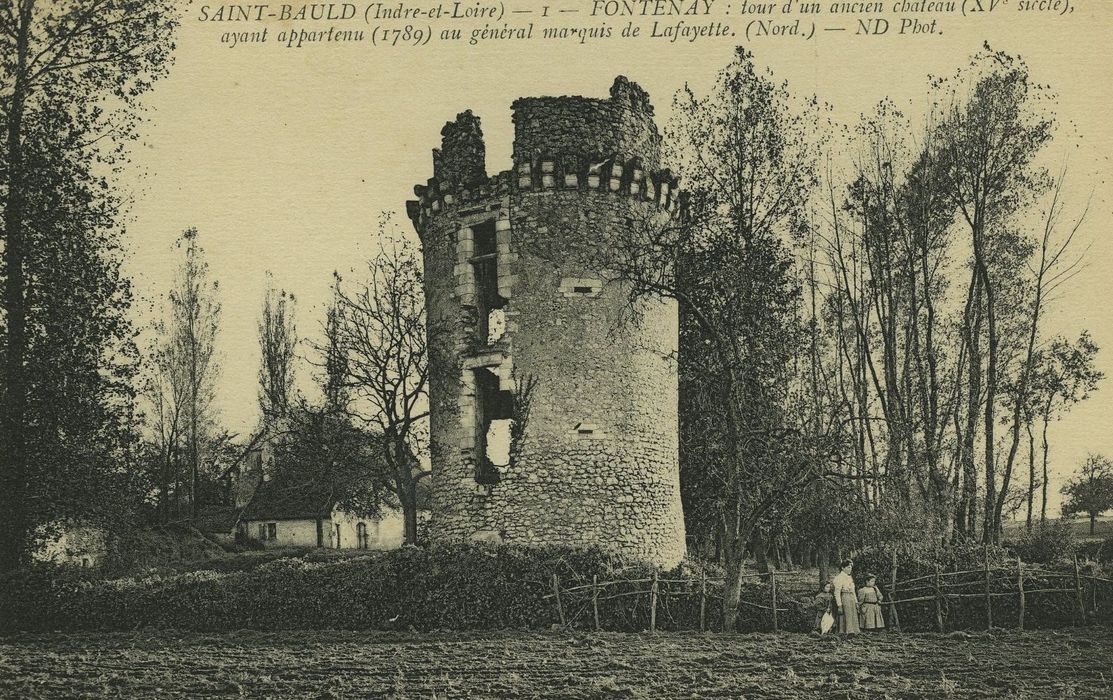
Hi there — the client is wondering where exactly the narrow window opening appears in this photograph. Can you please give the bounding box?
[470,221,508,345]
[266,522,276,541]
[573,286,593,294]
[335,523,342,549]
[474,367,514,485]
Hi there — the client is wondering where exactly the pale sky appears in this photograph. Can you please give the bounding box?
[123,3,1113,513]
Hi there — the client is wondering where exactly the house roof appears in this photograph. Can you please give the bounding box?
[240,479,335,522]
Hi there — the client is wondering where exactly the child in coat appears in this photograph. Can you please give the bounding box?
[813,582,835,633]
[857,574,886,631]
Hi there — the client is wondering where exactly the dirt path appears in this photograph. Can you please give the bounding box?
[1,627,1109,698]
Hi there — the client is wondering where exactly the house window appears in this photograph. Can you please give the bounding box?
[258,523,267,541]
[470,221,507,345]
[474,367,514,485]
[266,523,276,541]
[357,522,368,549]
[335,523,342,549]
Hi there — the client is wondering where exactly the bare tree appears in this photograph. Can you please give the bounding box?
[330,218,430,545]
[141,323,188,523]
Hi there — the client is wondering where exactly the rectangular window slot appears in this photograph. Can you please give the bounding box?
[470,221,508,345]
[573,286,594,294]
[474,367,514,485]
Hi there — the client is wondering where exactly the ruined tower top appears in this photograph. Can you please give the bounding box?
[407,76,679,233]
[433,109,487,191]
[510,75,662,171]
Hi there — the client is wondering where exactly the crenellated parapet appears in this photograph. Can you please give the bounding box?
[406,157,681,232]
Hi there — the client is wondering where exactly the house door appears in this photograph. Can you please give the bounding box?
[335,523,341,549]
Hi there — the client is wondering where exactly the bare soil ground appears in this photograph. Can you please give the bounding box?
[1,627,1109,698]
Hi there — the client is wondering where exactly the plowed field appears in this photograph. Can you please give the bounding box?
[1,627,1109,698]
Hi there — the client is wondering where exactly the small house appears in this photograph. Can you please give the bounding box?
[238,480,404,550]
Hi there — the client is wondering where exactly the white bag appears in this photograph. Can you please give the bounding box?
[820,611,835,634]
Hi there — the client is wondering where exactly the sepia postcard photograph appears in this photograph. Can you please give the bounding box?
[1,0,1112,697]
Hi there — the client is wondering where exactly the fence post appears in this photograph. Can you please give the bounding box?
[551,573,566,627]
[1093,573,1099,616]
[649,570,659,633]
[1073,554,1086,623]
[699,571,707,632]
[933,563,944,633]
[770,569,779,633]
[984,545,993,629]
[889,549,901,632]
[592,574,600,632]
[1017,556,1025,631]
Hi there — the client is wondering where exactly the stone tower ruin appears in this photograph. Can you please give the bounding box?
[407,77,685,567]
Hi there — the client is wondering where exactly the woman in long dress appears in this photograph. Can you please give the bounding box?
[857,574,886,631]
[832,559,860,635]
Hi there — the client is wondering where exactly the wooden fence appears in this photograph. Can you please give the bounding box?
[886,554,1111,632]
[541,554,1113,633]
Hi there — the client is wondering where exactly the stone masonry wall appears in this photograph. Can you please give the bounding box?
[410,77,685,567]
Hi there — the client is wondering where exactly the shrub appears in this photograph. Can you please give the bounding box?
[1075,537,1113,564]
[1008,521,1079,565]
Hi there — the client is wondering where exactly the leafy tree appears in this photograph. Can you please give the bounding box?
[1032,333,1103,522]
[1061,454,1113,536]
[934,44,1054,543]
[599,48,831,629]
[0,1,178,568]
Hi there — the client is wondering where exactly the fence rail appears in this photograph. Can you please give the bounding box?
[541,553,1113,634]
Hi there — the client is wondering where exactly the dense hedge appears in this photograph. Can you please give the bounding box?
[4,543,1108,633]
[0,545,705,632]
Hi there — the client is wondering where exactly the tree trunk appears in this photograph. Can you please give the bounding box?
[1025,422,1036,531]
[721,517,750,632]
[959,272,983,538]
[818,547,831,587]
[0,10,31,571]
[1040,413,1050,523]
[402,486,419,545]
[392,436,420,546]
[752,530,770,574]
